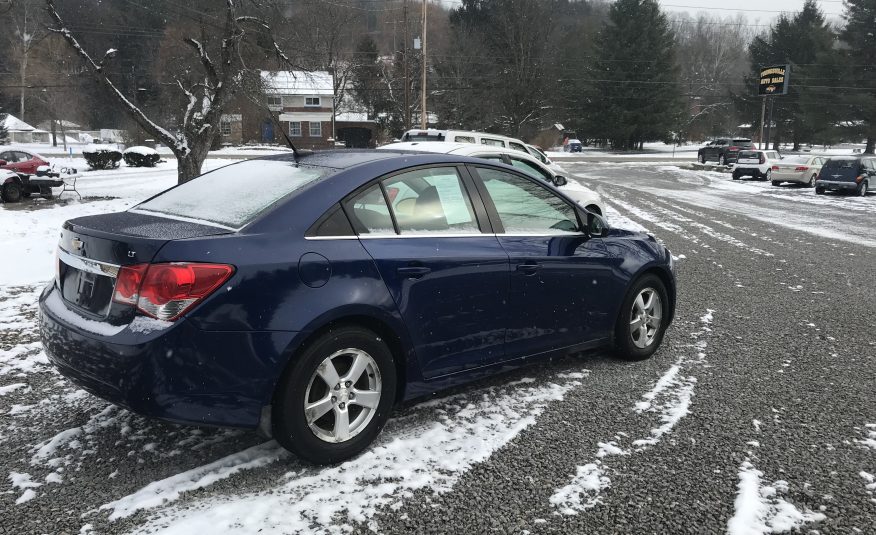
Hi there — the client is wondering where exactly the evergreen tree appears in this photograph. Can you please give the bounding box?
[735,1,834,150]
[0,112,7,143]
[583,0,682,150]
[838,0,876,153]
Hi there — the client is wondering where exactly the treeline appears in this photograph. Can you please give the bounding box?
[0,0,874,153]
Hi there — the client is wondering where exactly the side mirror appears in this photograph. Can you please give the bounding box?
[580,209,608,238]
[553,175,568,187]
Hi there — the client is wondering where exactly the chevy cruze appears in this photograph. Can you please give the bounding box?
[39,150,676,464]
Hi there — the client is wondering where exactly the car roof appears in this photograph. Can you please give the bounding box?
[259,149,433,170]
[380,141,534,158]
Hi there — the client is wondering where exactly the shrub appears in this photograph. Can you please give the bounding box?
[123,146,160,167]
[83,146,123,170]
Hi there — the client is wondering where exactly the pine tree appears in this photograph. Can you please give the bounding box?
[0,112,7,144]
[583,0,682,150]
[736,1,835,150]
[838,0,876,153]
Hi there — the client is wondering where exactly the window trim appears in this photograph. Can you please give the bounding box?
[289,121,302,137]
[309,121,322,137]
[304,96,321,107]
[467,164,584,236]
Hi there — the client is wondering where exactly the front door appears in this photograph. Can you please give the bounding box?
[344,165,509,379]
[470,166,614,362]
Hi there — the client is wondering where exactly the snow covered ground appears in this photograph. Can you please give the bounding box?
[1,157,874,534]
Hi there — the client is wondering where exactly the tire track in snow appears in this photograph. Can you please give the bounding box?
[549,310,714,515]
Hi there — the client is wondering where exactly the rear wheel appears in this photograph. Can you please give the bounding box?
[272,325,396,465]
[732,171,740,180]
[771,180,781,187]
[859,181,869,197]
[614,275,669,361]
[763,169,772,182]
[1,182,22,203]
[719,155,726,166]
[808,174,817,187]
[699,154,706,164]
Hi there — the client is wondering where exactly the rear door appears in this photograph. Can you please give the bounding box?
[345,165,510,379]
[469,165,615,362]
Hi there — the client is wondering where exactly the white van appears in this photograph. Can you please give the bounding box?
[400,129,531,154]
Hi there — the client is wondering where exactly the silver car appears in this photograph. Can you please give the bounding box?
[770,155,827,187]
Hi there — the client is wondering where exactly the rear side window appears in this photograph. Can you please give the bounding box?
[307,205,354,238]
[454,136,475,143]
[135,160,330,228]
[343,183,395,235]
[382,167,479,234]
[481,138,505,147]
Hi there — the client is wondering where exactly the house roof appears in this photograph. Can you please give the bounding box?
[1,114,38,132]
[261,71,334,96]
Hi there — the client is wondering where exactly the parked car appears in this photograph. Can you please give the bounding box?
[39,151,676,464]
[1,165,67,203]
[815,156,876,196]
[731,149,782,181]
[379,141,605,215]
[0,148,50,175]
[698,138,756,166]
[525,143,564,174]
[564,139,583,153]
[769,155,827,187]
[400,129,530,154]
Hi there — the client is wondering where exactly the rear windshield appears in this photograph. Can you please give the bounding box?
[738,151,759,159]
[783,155,810,164]
[403,132,445,142]
[822,158,862,171]
[732,139,752,144]
[135,160,330,228]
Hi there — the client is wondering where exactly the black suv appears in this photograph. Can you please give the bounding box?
[698,138,756,166]
[815,156,875,196]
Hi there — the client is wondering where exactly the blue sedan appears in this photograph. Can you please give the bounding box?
[38,150,676,464]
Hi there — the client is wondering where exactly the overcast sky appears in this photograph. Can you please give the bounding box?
[658,0,845,20]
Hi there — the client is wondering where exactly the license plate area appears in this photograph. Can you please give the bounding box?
[58,249,120,317]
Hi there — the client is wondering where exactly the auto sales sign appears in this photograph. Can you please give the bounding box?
[759,65,790,96]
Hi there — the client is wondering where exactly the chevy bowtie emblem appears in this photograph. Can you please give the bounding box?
[72,238,83,250]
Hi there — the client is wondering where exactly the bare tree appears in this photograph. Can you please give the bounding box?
[46,0,299,184]
[4,0,49,121]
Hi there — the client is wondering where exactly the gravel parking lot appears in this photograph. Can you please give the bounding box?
[1,161,874,534]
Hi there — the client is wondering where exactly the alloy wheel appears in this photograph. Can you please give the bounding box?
[629,289,663,349]
[304,348,382,443]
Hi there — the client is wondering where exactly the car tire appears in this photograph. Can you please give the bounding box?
[858,181,869,197]
[815,186,825,195]
[763,169,772,182]
[699,154,706,164]
[771,180,781,187]
[1,182,22,203]
[614,274,669,361]
[808,174,816,187]
[272,325,397,465]
[719,155,726,166]
[732,171,740,180]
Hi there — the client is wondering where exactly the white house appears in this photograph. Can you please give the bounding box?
[1,114,50,144]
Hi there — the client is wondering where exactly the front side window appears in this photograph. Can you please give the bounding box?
[289,121,302,137]
[16,152,32,161]
[136,160,330,228]
[382,167,479,234]
[508,157,553,184]
[508,142,528,153]
[477,167,580,234]
[0,151,18,162]
[305,97,321,107]
[310,122,322,137]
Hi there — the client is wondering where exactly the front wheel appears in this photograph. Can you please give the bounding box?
[719,155,726,166]
[272,325,396,465]
[614,275,669,361]
[1,182,22,203]
[699,154,706,164]
[732,171,740,180]
[815,186,825,195]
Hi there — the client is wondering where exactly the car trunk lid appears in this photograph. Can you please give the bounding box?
[58,211,230,318]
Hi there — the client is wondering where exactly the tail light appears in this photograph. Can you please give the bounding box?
[794,166,810,171]
[772,165,780,170]
[728,146,738,152]
[759,154,766,164]
[113,263,234,321]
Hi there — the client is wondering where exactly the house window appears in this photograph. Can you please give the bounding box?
[289,121,302,137]
[305,97,321,107]
[267,96,282,108]
[220,120,232,136]
[309,122,322,137]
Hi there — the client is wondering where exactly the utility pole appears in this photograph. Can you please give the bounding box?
[403,0,411,131]
[421,0,428,129]
[758,97,767,150]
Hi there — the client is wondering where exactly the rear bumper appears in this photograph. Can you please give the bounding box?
[733,166,766,177]
[816,180,858,191]
[38,284,297,428]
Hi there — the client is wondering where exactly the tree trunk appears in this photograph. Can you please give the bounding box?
[51,120,57,147]
[866,136,875,155]
[176,139,211,184]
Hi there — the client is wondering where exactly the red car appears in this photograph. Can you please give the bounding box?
[0,149,50,175]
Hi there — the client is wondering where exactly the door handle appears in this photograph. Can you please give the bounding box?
[397,266,431,278]
[516,262,540,275]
